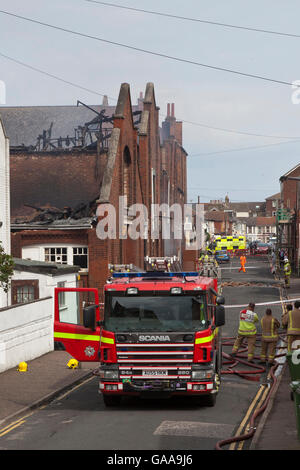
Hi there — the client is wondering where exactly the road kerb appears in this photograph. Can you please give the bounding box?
[0,371,93,430]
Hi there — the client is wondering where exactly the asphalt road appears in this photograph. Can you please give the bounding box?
[0,256,284,451]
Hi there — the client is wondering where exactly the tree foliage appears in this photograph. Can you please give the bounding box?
[0,244,14,293]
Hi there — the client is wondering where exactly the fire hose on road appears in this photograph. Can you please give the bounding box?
[220,333,287,381]
[216,359,280,450]
[216,333,287,450]
[214,255,291,449]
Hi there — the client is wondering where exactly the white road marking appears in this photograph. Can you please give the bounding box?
[153,420,234,439]
[220,266,260,270]
[224,297,300,309]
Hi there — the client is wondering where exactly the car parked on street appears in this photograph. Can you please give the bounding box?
[215,250,230,263]
[255,243,270,255]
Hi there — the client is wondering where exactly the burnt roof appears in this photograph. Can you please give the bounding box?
[0,103,142,149]
[0,104,115,147]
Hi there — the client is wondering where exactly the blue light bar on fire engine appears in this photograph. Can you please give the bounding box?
[111,272,199,279]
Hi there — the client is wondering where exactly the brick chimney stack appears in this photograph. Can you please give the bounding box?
[138,91,144,110]
[162,102,183,146]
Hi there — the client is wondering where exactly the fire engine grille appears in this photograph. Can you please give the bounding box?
[116,342,194,372]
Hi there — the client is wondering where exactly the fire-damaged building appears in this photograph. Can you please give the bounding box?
[1,83,188,298]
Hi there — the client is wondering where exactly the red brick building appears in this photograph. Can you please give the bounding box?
[265,192,280,217]
[279,164,300,272]
[3,83,188,299]
[204,210,233,236]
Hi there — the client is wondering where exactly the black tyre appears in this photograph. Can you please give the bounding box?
[193,393,217,407]
[203,393,217,407]
[103,394,122,407]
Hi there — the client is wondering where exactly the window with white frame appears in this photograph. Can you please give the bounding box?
[57,281,66,308]
[73,247,88,269]
[45,247,68,264]
[42,245,88,267]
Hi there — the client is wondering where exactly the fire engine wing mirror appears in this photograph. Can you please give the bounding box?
[83,304,99,330]
[215,305,225,327]
[216,295,225,305]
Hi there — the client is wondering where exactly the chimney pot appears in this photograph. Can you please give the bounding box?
[102,95,108,106]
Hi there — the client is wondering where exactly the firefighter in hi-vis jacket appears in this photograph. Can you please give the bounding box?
[232,302,259,362]
[260,308,280,365]
[283,258,291,288]
[282,300,300,352]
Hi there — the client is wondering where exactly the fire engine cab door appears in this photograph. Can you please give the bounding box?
[54,287,101,362]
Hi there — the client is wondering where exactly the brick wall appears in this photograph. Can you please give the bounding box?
[281,167,300,211]
[0,118,10,254]
[182,248,199,271]
[10,150,107,216]
[11,229,88,258]
[280,166,300,271]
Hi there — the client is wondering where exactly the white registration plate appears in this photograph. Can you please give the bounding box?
[142,370,168,376]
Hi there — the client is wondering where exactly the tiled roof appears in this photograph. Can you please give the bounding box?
[246,216,276,226]
[205,210,226,221]
[265,192,280,200]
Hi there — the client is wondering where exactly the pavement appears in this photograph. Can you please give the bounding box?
[0,351,98,427]
[0,268,300,450]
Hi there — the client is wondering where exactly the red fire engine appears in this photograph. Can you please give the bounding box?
[54,270,225,407]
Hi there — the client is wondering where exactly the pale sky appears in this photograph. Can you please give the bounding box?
[1,0,300,203]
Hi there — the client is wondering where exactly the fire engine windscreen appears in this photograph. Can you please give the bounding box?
[104,293,207,332]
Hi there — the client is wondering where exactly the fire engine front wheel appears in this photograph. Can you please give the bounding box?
[102,394,122,407]
[203,393,217,407]
[194,393,217,407]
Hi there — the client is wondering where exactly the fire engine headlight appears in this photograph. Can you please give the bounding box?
[170,287,183,295]
[192,369,213,380]
[103,370,119,379]
[127,287,139,295]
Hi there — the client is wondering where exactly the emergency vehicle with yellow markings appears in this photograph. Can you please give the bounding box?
[54,271,225,407]
[214,235,246,252]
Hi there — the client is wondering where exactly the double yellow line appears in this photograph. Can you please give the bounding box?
[0,413,33,438]
[0,375,96,439]
[229,383,269,450]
